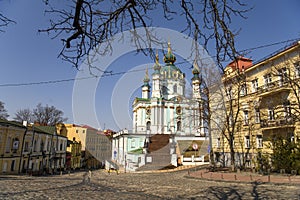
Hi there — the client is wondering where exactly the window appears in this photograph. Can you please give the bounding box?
[83,130,85,134]
[131,139,136,148]
[251,79,258,92]
[47,141,50,151]
[264,73,272,88]
[268,108,275,120]
[173,84,177,93]
[11,160,15,171]
[24,142,29,152]
[177,121,181,131]
[40,140,44,152]
[243,110,249,125]
[146,121,151,131]
[33,140,37,152]
[245,136,250,148]
[278,67,288,85]
[256,135,263,148]
[255,108,260,123]
[5,137,11,153]
[12,138,19,152]
[283,101,291,117]
[240,83,247,96]
[216,138,220,148]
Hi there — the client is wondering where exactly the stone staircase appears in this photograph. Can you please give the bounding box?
[137,134,172,171]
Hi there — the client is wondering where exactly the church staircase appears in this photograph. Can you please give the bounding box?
[137,134,172,171]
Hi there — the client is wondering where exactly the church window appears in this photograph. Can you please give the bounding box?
[173,84,177,93]
[146,108,151,115]
[176,107,181,115]
[146,121,151,131]
[162,86,168,95]
[177,121,181,131]
[131,139,136,148]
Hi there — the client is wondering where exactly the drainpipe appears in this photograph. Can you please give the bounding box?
[18,121,28,174]
[27,124,35,174]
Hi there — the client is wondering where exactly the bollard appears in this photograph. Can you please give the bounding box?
[288,175,291,183]
[188,170,190,176]
[250,174,252,181]
[210,172,212,178]
[234,174,237,181]
[200,172,203,178]
[268,175,270,182]
[221,173,223,179]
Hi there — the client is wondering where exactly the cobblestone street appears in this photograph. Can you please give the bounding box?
[0,170,299,200]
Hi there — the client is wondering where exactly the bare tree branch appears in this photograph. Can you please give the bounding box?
[39,0,251,70]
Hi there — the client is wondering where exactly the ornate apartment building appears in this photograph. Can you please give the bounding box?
[212,41,300,169]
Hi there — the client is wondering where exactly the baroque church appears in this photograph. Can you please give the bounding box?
[111,42,209,171]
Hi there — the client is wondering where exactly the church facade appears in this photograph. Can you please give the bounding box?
[112,43,209,171]
[133,42,204,136]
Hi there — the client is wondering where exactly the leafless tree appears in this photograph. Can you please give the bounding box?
[39,0,251,70]
[32,103,68,126]
[13,108,33,123]
[0,101,9,120]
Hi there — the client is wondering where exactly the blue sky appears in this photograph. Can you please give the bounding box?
[0,1,300,131]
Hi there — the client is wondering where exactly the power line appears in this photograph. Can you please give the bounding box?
[0,37,299,88]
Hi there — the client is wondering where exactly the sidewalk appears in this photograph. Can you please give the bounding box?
[188,168,300,185]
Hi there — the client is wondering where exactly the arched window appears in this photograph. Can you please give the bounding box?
[146,121,151,131]
[177,121,181,131]
[173,84,177,93]
[40,140,44,152]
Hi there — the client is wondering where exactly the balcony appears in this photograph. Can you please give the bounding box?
[260,117,295,130]
[256,80,291,97]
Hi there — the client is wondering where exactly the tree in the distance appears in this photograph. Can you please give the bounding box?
[14,103,67,126]
[32,103,68,126]
[0,101,9,120]
[13,108,33,123]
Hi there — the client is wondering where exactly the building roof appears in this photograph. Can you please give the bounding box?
[0,119,26,129]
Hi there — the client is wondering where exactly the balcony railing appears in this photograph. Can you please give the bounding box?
[256,80,290,96]
[260,117,295,129]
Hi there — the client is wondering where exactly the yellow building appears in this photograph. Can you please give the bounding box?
[0,120,68,175]
[56,123,86,169]
[0,120,26,174]
[212,41,300,169]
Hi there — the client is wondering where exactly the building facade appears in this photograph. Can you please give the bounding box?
[0,120,26,174]
[84,125,111,169]
[56,123,87,169]
[0,120,67,175]
[212,41,300,169]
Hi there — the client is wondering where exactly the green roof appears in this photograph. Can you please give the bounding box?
[34,126,57,135]
[128,147,143,154]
